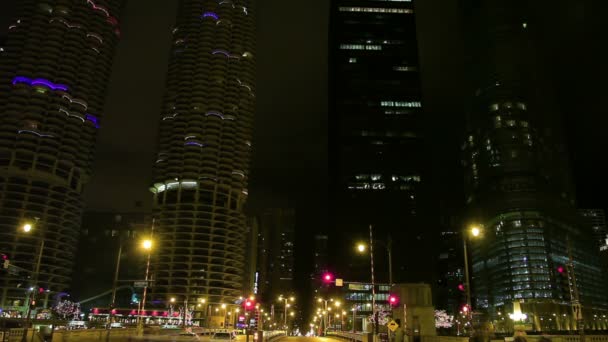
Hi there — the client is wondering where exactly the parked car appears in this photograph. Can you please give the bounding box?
[211,332,236,340]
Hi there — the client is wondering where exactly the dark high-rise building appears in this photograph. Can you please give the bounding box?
[258,208,295,299]
[72,211,151,312]
[313,234,328,276]
[0,1,124,312]
[329,0,432,283]
[579,209,607,251]
[149,0,256,314]
[461,0,608,331]
[244,216,259,295]
[435,230,464,317]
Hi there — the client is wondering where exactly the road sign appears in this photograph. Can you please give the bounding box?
[387,320,398,332]
[335,278,343,287]
[134,281,148,288]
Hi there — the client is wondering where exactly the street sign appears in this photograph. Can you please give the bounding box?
[335,278,343,287]
[134,281,148,288]
[387,320,398,332]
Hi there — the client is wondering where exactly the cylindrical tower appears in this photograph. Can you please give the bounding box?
[149,0,256,311]
[0,0,125,309]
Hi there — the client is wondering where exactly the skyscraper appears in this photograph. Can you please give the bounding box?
[149,0,256,314]
[579,209,608,251]
[0,1,124,312]
[329,0,432,282]
[461,0,608,331]
[255,208,295,300]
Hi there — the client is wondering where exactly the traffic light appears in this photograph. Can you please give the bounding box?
[457,283,465,291]
[2,254,8,269]
[557,266,565,274]
[388,295,399,306]
[322,273,334,283]
[30,300,36,309]
[244,299,255,310]
[461,304,470,313]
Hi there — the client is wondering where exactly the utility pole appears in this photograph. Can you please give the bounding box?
[369,225,377,338]
[566,237,584,342]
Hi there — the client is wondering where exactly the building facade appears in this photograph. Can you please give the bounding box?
[329,0,433,283]
[335,281,392,332]
[461,0,608,331]
[579,209,608,251]
[256,208,295,301]
[313,234,328,276]
[0,0,124,313]
[72,211,151,312]
[149,0,256,315]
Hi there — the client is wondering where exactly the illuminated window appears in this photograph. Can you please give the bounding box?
[338,7,413,14]
[380,101,421,108]
[393,66,417,72]
[349,58,357,63]
[340,44,382,50]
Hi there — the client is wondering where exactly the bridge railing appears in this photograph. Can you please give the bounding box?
[327,331,373,342]
[262,330,286,342]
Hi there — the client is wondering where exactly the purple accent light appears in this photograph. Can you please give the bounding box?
[86,114,100,128]
[211,49,230,57]
[185,141,205,147]
[12,76,69,91]
[202,12,219,20]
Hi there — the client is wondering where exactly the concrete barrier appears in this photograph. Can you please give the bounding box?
[327,331,374,342]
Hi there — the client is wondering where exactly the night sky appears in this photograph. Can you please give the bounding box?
[1,0,607,308]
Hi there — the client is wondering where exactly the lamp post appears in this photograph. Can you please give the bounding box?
[358,225,378,335]
[20,218,43,342]
[463,225,482,336]
[138,234,154,329]
[317,298,331,335]
[278,295,295,328]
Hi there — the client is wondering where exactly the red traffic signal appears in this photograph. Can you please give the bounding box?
[322,273,334,283]
[557,266,565,274]
[244,299,255,310]
[388,295,399,306]
[461,304,470,313]
[457,284,465,291]
[1,254,8,269]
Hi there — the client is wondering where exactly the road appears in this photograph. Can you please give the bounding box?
[274,337,343,342]
[126,335,342,342]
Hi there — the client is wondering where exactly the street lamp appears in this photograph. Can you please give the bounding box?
[19,218,43,342]
[463,224,483,335]
[138,228,155,329]
[278,295,295,328]
[317,298,334,335]
[357,244,366,253]
[355,229,393,285]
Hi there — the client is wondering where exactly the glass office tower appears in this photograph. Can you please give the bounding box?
[461,0,608,331]
[329,0,431,282]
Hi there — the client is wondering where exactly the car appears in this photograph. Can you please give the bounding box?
[210,332,236,340]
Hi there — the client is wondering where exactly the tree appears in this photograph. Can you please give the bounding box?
[53,300,81,320]
[435,310,454,329]
[368,306,391,326]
